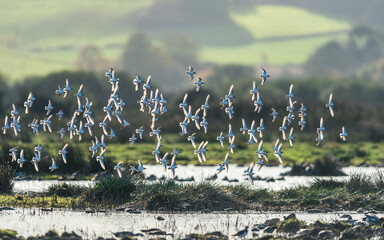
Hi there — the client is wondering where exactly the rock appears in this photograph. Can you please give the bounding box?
[201,209,212,213]
[36,176,44,181]
[284,213,297,220]
[266,177,275,182]
[115,207,126,212]
[265,218,280,226]
[295,228,311,238]
[85,208,95,213]
[318,230,335,239]
[306,209,322,213]
[224,208,233,212]
[41,208,53,212]
[322,208,332,213]
[0,207,15,211]
[157,216,165,221]
[263,226,275,234]
[357,208,365,213]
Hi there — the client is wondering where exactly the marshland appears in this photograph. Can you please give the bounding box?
[2,1,384,239]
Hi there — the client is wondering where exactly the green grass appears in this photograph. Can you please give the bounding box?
[201,35,347,65]
[230,5,350,39]
[2,140,384,174]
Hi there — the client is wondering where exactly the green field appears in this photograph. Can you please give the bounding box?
[0,1,351,82]
[231,5,350,39]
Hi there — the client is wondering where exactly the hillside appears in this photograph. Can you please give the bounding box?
[0,1,350,83]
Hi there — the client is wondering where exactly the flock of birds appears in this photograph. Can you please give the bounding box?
[3,66,348,184]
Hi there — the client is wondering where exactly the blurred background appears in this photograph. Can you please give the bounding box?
[1,0,384,143]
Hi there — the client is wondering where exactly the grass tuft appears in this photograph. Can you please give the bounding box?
[310,178,344,189]
[80,174,137,206]
[46,183,87,197]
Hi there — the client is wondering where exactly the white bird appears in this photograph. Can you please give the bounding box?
[228,136,236,154]
[255,157,264,171]
[168,156,177,179]
[286,84,294,99]
[114,162,123,178]
[34,144,43,158]
[17,149,26,168]
[279,117,288,140]
[49,158,59,172]
[11,104,19,118]
[250,81,259,101]
[272,138,280,151]
[274,143,283,164]
[142,75,152,90]
[254,92,263,113]
[138,159,146,171]
[171,149,180,157]
[299,103,307,117]
[77,121,85,141]
[160,153,169,172]
[187,133,197,149]
[217,132,225,148]
[260,66,270,85]
[340,126,348,141]
[287,127,295,147]
[200,117,208,134]
[316,131,324,146]
[9,147,18,162]
[244,163,255,185]
[193,77,204,92]
[201,94,210,116]
[226,84,235,100]
[2,116,9,134]
[326,93,335,117]
[31,152,40,172]
[191,108,201,130]
[89,141,98,158]
[129,133,137,147]
[240,118,248,134]
[179,93,189,113]
[227,123,234,140]
[257,118,265,138]
[75,84,84,98]
[298,115,306,131]
[135,126,144,139]
[222,152,230,172]
[317,117,326,135]
[185,66,196,81]
[247,120,258,144]
[63,79,73,98]
[56,109,64,120]
[270,108,278,122]
[133,74,143,91]
[256,140,268,162]
[217,163,225,174]
[59,144,69,164]
[107,127,115,139]
[96,148,106,170]
[55,85,65,96]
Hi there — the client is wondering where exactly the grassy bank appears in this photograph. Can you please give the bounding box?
[1,172,384,212]
[3,141,384,178]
